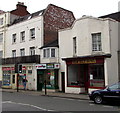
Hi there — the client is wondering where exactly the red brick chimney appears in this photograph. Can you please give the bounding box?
[10,2,30,16]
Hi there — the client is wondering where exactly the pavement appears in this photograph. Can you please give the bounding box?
[1,88,89,100]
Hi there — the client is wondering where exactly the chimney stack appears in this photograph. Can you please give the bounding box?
[10,2,30,16]
[16,2,27,10]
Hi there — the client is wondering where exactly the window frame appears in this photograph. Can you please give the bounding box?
[20,48,25,56]
[0,50,3,58]
[30,28,35,40]
[20,31,25,42]
[0,18,3,25]
[30,47,35,55]
[0,33,3,43]
[92,33,102,52]
[73,37,77,55]
[43,48,56,58]
[12,50,16,57]
[12,33,17,44]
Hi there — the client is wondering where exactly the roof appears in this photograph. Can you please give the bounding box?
[0,10,5,14]
[40,39,59,49]
[11,9,45,25]
[99,11,120,22]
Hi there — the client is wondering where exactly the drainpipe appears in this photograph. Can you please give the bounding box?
[3,13,7,58]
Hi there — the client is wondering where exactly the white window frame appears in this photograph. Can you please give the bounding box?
[92,33,102,51]
[0,50,3,58]
[12,50,16,57]
[0,33,3,43]
[30,28,35,39]
[20,31,25,42]
[20,48,25,56]
[51,48,55,58]
[43,48,56,58]
[0,18,3,25]
[73,37,77,55]
[30,47,35,55]
[12,33,17,44]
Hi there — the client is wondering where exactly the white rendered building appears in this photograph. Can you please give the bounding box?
[59,16,119,94]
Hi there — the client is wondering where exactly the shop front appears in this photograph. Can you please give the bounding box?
[2,66,27,89]
[63,56,108,94]
[2,67,13,88]
[36,63,60,91]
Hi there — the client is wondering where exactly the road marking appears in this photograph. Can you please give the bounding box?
[2,101,54,111]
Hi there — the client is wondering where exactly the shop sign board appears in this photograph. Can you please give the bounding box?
[36,64,47,69]
[2,67,26,70]
[2,67,15,70]
[54,64,60,69]
[72,59,96,64]
[46,64,54,69]
[36,63,60,69]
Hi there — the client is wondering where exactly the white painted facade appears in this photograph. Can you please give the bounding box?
[59,16,119,94]
[0,12,19,81]
[6,16,43,58]
[3,15,44,90]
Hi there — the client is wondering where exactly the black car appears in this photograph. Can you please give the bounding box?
[89,82,120,104]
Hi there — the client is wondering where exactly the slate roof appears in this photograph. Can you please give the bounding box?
[99,11,120,22]
[40,39,59,49]
[11,9,45,25]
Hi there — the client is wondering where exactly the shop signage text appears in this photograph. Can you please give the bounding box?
[36,63,60,69]
[72,59,96,64]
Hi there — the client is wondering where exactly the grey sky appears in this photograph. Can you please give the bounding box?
[0,0,120,18]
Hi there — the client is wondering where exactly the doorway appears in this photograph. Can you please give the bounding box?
[61,72,65,92]
[79,64,89,93]
[37,70,44,91]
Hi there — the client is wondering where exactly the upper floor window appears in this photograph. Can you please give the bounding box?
[0,51,3,58]
[0,33,3,43]
[20,48,25,56]
[92,33,102,51]
[20,31,25,42]
[12,50,16,57]
[12,33,17,44]
[0,18,3,25]
[43,48,56,58]
[30,28,35,39]
[30,47,35,55]
[51,48,55,57]
[73,37,77,55]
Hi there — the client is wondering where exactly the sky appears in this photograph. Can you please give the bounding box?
[0,0,120,19]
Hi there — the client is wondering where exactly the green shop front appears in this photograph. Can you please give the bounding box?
[36,63,60,91]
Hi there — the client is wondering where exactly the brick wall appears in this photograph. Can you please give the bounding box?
[43,4,75,45]
[10,2,29,16]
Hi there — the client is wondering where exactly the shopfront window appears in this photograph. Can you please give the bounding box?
[89,64,104,87]
[37,69,58,89]
[43,70,56,89]
[68,64,79,86]
[3,69,11,86]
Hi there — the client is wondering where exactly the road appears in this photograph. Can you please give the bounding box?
[2,92,120,112]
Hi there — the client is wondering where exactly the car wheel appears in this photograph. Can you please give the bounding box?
[94,95,103,104]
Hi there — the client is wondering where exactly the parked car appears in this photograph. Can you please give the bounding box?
[89,82,120,104]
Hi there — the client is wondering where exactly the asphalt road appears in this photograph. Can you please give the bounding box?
[2,91,120,112]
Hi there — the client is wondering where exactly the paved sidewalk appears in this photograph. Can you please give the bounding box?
[2,88,89,100]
